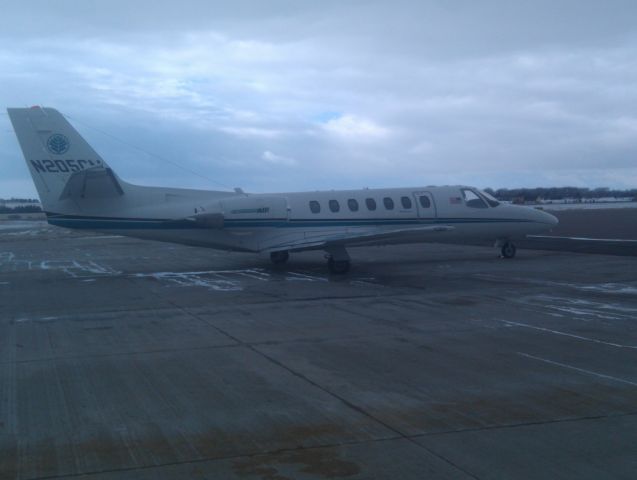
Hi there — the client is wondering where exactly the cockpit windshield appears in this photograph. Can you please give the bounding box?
[479,190,500,207]
[462,189,488,208]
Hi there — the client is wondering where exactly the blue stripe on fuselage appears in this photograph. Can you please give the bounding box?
[45,212,534,230]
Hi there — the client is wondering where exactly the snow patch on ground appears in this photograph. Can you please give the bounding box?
[521,294,637,321]
[577,283,637,295]
[475,274,637,298]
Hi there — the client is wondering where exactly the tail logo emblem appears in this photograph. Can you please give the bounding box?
[47,134,70,155]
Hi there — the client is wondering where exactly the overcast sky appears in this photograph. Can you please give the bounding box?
[2,0,636,197]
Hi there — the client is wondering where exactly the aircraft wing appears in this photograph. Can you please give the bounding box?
[262,224,455,253]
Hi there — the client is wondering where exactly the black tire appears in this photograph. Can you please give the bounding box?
[328,258,350,274]
[270,251,290,264]
[501,242,517,259]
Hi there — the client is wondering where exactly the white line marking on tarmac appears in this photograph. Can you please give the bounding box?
[517,352,637,387]
[76,235,124,240]
[133,270,252,291]
[504,320,637,349]
[14,316,60,323]
[0,252,16,262]
[285,271,328,282]
[39,259,122,277]
[528,235,637,243]
[547,305,622,320]
[235,270,271,281]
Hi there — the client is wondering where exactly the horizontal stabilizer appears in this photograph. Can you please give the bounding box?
[59,167,124,200]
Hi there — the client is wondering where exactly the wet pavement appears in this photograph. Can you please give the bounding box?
[1,221,636,479]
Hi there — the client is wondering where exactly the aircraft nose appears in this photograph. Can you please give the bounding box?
[537,209,558,226]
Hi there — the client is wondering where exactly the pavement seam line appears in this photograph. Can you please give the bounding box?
[409,410,637,438]
[248,344,482,480]
[179,305,482,479]
[14,435,404,480]
[0,343,243,366]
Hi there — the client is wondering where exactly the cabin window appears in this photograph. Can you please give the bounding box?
[419,195,431,208]
[401,196,412,209]
[366,198,377,211]
[309,200,321,213]
[462,189,488,208]
[329,199,340,212]
[383,197,395,210]
[347,198,359,212]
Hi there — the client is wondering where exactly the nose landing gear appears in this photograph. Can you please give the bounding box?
[500,241,517,259]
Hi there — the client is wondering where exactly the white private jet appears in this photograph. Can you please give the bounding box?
[8,107,558,273]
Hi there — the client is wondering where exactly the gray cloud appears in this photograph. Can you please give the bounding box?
[1,1,637,197]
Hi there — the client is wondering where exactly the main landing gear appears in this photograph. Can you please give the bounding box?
[270,246,352,274]
[325,245,351,274]
[270,250,289,265]
[499,241,517,259]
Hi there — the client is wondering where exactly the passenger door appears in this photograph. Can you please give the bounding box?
[413,191,437,219]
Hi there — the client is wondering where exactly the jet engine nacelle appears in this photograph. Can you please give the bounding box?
[221,196,289,220]
[192,212,225,229]
[192,196,289,229]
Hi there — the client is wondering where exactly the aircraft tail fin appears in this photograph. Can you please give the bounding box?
[7,106,123,212]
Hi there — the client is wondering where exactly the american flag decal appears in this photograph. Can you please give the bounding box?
[449,196,462,204]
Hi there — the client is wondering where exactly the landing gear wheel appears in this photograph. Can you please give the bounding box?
[328,257,350,274]
[270,250,290,265]
[500,242,517,259]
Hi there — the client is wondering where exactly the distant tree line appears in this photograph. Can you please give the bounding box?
[0,205,42,213]
[0,197,42,213]
[0,198,40,203]
[484,187,637,202]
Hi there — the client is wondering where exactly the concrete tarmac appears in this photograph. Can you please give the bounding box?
[1,221,637,479]
[521,207,637,256]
